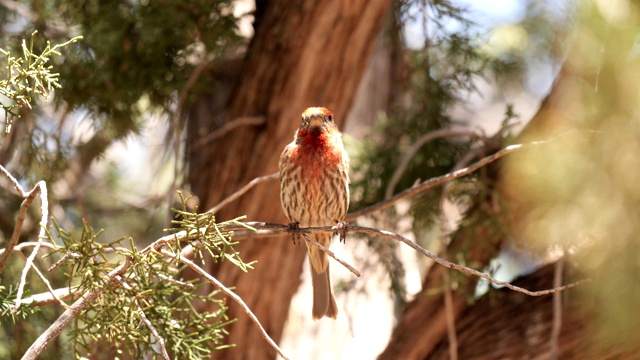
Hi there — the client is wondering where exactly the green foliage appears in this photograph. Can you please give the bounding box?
[0,193,256,359]
[0,285,41,323]
[0,0,241,185]
[169,193,256,272]
[55,0,240,125]
[0,5,246,355]
[351,0,508,223]
[0,31,81,134]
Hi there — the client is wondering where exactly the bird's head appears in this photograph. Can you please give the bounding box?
[300,107,335,132]
[294,107,340,149]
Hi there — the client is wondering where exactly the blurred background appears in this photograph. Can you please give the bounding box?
[2,0,640,358]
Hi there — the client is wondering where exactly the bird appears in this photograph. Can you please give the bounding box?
[278,107,350,319]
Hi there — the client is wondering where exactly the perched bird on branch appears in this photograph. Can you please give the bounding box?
[279,107,350,319]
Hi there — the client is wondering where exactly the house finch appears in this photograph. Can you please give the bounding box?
[279,107,350,319]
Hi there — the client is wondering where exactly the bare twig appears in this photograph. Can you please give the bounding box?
[175,58,210,128]
[22,286,80,308]
[0,163,29,196]
[224,222,588,297]
[15,250,69,308]
[0,186,41,272]
[350,225,588,296]
[21,286,79,307]
[162,249,289,360]
[347,142,533,221]
[194,116,266,149]
[156,272,195,289]
[169,54,213,189]
[0,165,49,310]
[207,172,278,214]
[12,180,48,312]
[385,129,481,199]
[302,234,361,277]
[135,299,171,360]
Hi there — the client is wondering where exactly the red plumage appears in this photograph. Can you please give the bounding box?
[279,107,350,319]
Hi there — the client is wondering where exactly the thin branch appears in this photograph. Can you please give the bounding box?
[207,172,278,214]
[22,258,132,360]
[0,191,38,271]
[175,58,210,127]
[156,272,195,289]
[168,54,213,192]
[135,299,170,360]
[0,241,56,256]
[0,191,39,272]
[225,222,589,297]
[347,142,530,221]
[21,286,79,307]
[162,249,289,360]
[0,165,50,312]
[194,116,266,149]
[344,225,587,296]
[302,234,361,277]
[385,129,481,199]
[12,180,48,312]
[0,162,29,196]
[15,250,69,308]
[0,165,35,271]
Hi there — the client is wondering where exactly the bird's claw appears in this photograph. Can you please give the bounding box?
[334,221,348,244]
[287,222,301,245]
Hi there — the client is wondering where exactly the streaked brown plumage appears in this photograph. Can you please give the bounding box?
[279,107,350,319]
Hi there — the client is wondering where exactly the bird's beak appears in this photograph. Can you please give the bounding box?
[309,116,324,128]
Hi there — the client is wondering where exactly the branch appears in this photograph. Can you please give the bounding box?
[15,250,69,308]
[135,298,170,360]
[347,142,530,221]
[21,286,79,307]
[0,164,49,312]
[22,258,132,360]
[194,116,266,149]
[207,172,278,214]
[12,180,48,312]
[162,249,289,360]
[224,222,589,297]
[302,234,361,277]
[20,223,264,358]
[385,129,482,199]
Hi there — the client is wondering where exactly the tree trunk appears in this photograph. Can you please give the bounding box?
[187,1,391,358]
[428,263,640,360]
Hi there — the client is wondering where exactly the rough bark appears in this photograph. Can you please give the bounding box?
[428,263,640,359]
[187,1,391,359]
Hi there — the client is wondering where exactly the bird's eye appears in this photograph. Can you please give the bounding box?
[326,114,333,122]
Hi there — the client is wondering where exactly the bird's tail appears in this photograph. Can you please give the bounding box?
[307,232,338,319]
